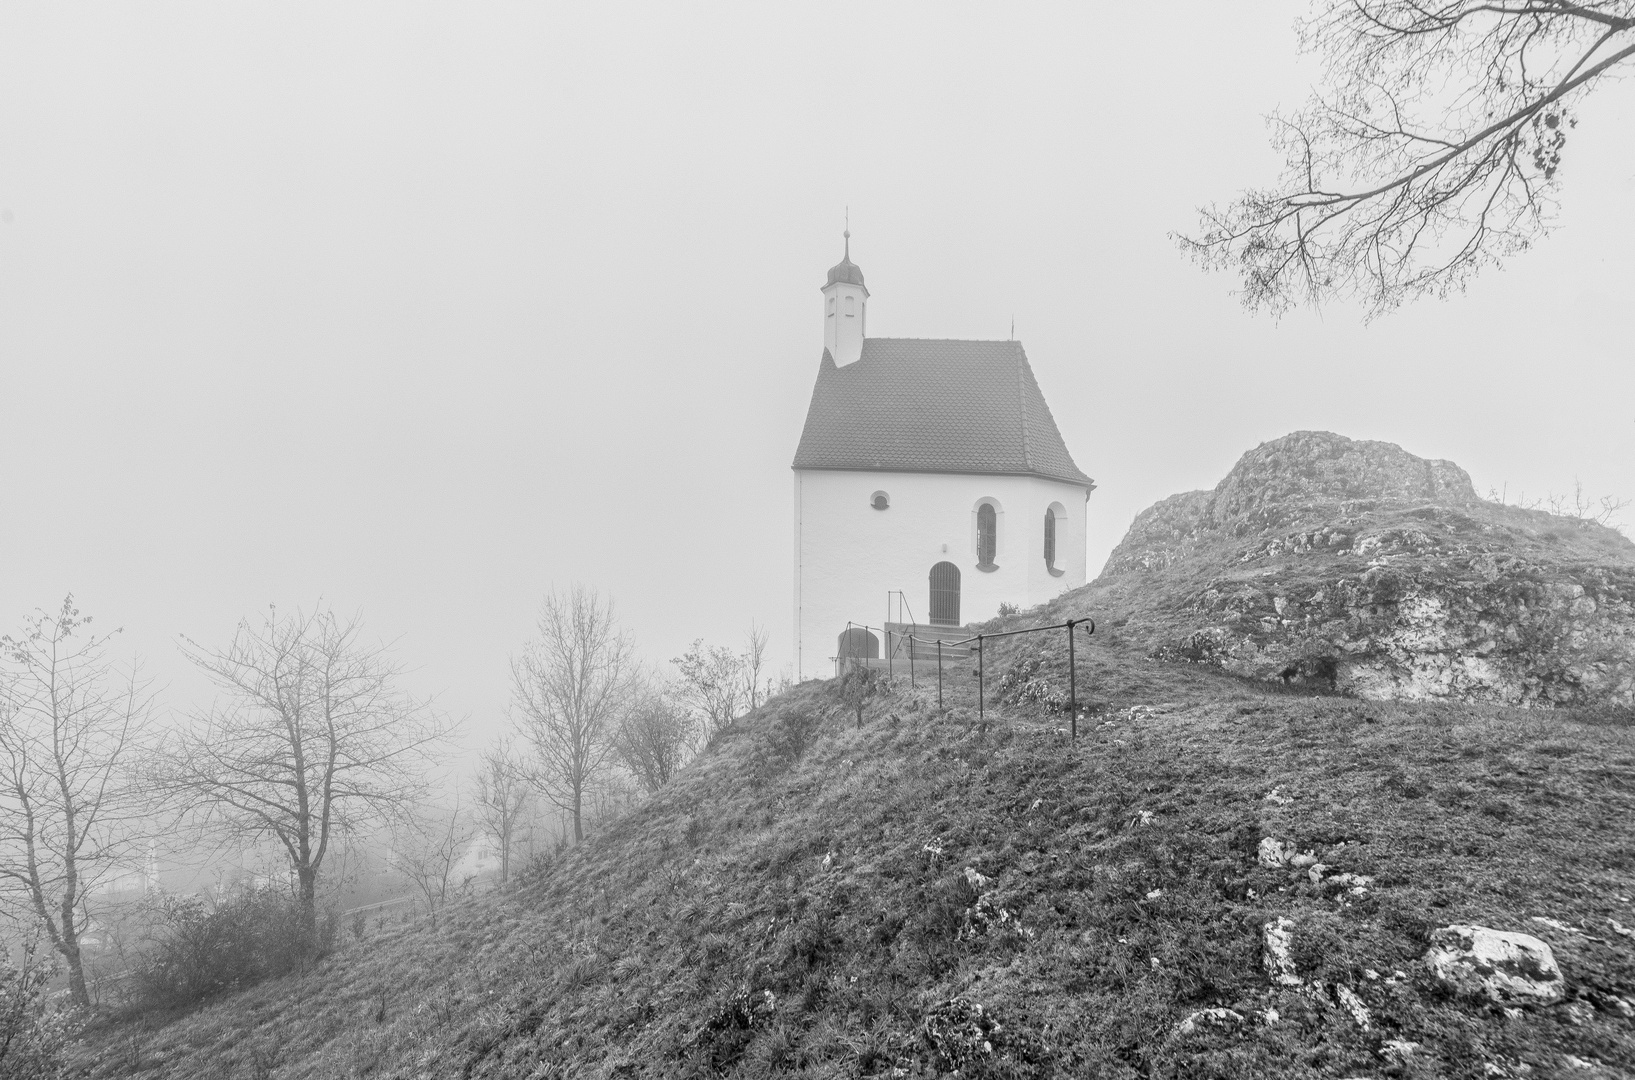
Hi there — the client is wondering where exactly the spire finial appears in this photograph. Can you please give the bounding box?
[844,206,850,258]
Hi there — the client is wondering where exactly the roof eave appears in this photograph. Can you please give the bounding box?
[791,462,1095,491]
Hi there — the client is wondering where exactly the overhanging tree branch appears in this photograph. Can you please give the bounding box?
[1179,0,1635,316]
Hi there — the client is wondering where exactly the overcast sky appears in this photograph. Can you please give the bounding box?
[3,2,1631,749]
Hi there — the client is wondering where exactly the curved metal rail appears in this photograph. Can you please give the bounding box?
[838,615,1097,738]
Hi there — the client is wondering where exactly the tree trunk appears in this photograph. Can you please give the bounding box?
[297,864,319,949]
[58,871,89,1007]
[60,936,89,1008]
[572,787,584,844]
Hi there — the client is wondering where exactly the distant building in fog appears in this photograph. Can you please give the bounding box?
[791,234,1095,679]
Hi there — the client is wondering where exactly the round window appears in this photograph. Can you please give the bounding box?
[871,491,890,511]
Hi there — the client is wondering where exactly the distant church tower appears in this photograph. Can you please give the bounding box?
[792,233,1095,679]
[821,230,869,365]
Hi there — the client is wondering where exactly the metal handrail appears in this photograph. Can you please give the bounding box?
[837,614,1097,737]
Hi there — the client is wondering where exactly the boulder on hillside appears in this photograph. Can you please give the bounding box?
[1425,924,1565,1004]
[1082,431,1635,707]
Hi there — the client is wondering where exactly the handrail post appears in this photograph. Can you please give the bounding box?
[909,632,915,687]
[937,639,943,710]
[1067,618,1076,740]
[977,634,984,727]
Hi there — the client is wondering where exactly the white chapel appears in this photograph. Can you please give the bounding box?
[792,234,1096,679]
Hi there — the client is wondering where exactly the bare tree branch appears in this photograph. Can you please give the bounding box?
[0,596,157,1007]
[510,588,635,845]
[390,801,476,925]
[157,605,453,934]
[473,738,530,887]
[612,680,697,794]
[1180,1,1635,317]
[672,639,745,738]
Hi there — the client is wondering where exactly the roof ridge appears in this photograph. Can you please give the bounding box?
[1016,346,1030,467]
[864,336,1021,344]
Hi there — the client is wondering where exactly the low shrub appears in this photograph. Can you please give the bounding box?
[124,887,336,1012]
[0,938,74,1080]
[994,653,1067,711]
[767,702,824,765]
[833,666,883,728]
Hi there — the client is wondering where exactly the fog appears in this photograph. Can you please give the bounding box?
[3,2,1631,746]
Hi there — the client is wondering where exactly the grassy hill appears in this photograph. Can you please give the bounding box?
[73,633,1635,1078]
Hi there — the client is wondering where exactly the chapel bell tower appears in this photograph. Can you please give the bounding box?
[821,230,868,366]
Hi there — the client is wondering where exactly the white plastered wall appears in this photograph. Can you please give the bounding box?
[792,468,1090,680]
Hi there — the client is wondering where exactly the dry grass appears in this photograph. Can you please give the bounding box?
[71,641,1635,1078]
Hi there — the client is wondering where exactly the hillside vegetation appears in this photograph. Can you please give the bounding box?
[75,634,1634,1078]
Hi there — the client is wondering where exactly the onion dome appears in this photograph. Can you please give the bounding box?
[825,230,866,287]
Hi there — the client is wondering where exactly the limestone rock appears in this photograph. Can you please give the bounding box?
[1425,925,1565,1004]
[1084,431,1635,707]
[1559,1000,1595,1025]
[1334,984,1371,1029]
[1263,917,1301,986]
[1258,837,1292,868]
[1175,1007,1243,1036]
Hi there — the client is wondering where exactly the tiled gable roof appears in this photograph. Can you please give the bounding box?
[791,338,1093,487]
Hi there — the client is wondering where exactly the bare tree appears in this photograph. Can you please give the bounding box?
[1487,477,1631,527]
[742,622,770,712]
[836,665,881,730]
[165,606,451,933]
[1182,2,1635,317]
[473,738,530,887]
[613,682,697,794]
[391,801,475,925]
[0,598,154,1007]
[511,588,634,845]
[672,639,744,737]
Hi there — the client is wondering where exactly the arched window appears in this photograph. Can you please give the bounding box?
[1045,501,1067,576]
[929,562,961,626]
[827,296,835,317]
[844,295,855,317]
[870,491,890,510]
[976,503,997,568]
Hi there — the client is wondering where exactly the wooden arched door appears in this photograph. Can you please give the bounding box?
[929,561,961,626]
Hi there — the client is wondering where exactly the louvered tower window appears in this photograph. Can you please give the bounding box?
[1044,508,1057,568]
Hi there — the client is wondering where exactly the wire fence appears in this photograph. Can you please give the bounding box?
[837,612,1097,737]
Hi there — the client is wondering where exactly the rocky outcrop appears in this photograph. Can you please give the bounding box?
[1085,431,1635,707]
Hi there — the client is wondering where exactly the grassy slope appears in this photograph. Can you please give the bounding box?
[75,641,1635,1079]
